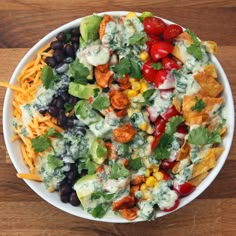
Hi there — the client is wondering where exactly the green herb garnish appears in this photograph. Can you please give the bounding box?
[41,66,59,89]
[191,96,206,112]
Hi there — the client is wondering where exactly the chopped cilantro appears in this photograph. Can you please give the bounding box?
[41,66,59,89]
[64,103,74,113]
[165,116,184,135]
[129,157,143,171]
[191,96,206,112]
[129,32,147,45]
[142,89,156,105]
[69,60,89,84]
[96,144,107,158]
[93,88,100,97]
[186,29,203,60]
[188,127,222,145]
[91,192,115,201]
[130,58,143,79]
[47,154,63,170]
[90,203,110,218]
[92,94,110,110]
[110,162,130,179]
[151,62,163,70]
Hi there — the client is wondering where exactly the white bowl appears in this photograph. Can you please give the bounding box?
[3,11,235,223]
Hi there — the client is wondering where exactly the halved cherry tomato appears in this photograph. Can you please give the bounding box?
[161,191,180,212]
[142,60,157,82]
[176,124,188,134]
[146,34,161,53]
[159,169,171,180]
[173,180,196,196]
[161,105,179,121]
[151,134,161,151]
[161,159,176,169]
[143,17,167,36]
[162,57,181,70]
[154,116,166,137]
[154,69,169,88]
[151,41,174,61]
[163,24,183,41]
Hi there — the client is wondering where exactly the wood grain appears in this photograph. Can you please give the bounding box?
[0,1,236,235]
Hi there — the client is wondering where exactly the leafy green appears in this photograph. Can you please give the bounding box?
[139,11,153,22]
[47,154,63,170]
[41,66,59,89]
[31,128,62,153]
[165,116,184,135]
[129,32,147,45]
[142,89,156,105]
[186,29,202,60]
[153,116,184,160]
[191,96,206,112]
[90,203,110,218]
[93,88,100,97]
[188,127,222,145]
[113,57,142,79]
[129,157,143,171]
[151,62,163,70]
[91,192,115,201]
[69,60,89,84]
[110,162,130,180]
[92,94,110,110]
[64,103,74,113]
[96,144,107,158]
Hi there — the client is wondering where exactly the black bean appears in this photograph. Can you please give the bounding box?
[75,127,86,136]
[59,183,72,195]
[56,32,66,42]
[55,63,68,74]
[72,42,79,53]
[70,191,80,206]
[54,49,65,63]
[48,106,59,117]
[80,169,88,177]
[45,56,56,68]
[67,118,74,127]
[67,169,78,184]
[57,112,67,126]
[60,194,70,203]
[51,40,63,50]
[68,96,78,105]
[55,97,64,109]
[64,57,73,63]
[60,92,70,102]
[71,28,80,36]
[64,44,75,57]
[71,36,79,43]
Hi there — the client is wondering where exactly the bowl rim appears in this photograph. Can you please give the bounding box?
[2,11,235,223]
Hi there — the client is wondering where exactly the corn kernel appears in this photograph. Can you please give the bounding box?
[127,108,134,117]
[145,169,151,177]
[131,81,141,91]
[152,166,159,173]
[140,80,148,93]
[146,176,157,187]
[126,12,137,19]
[147,136,154,143]
[140,122,148,131]
[139,51,149,62]
[142,190,152,200]
[153,171,164,181]
[129,78,136,83]
[140,183,147,191]
[147,125,154,134]
[127,89,138,98]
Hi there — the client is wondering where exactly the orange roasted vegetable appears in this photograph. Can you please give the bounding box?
[110,91,130,110]
[131,175,145,185]
[99,15,114,40]
[113,123,136,143]
[112,195,136,211]
[120,208,138,221]
[95,68,113,88]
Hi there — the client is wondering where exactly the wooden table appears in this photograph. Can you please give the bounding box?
[0,1,235,235]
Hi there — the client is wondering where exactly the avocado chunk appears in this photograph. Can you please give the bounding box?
[80,15,102,42]
[69,82,99,99]
[90,138,107,165]
[73,174,97,208]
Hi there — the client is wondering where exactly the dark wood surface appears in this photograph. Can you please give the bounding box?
[0,1,236,235]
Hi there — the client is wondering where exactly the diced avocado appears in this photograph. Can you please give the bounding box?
[80,15,102,42]
[73,174,97,208]
[69,82,99,99]
[74,100,101,125]
[90,138,107,165]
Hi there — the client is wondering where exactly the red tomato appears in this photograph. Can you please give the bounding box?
[154,69,169,88]
[161,105,179,121]
[146,34,161,53]
[161,160,176,169]
[151,41,174,61]
[151,135,161,151]
[176,124,188,134]
[161,192,180,212]
[143,17,167,36]
[162,57,181,70]
[159,169,171,180]
[154,116,166,137]
[142,60,157,82]
[173,181,196,196]
[163,24,183,41]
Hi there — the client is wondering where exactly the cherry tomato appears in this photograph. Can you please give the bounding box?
[161,160,176,169]
[142,60,157,82]
[176,124,188,134]
[146,34,161,53]
[151,41,174,61]
[143,17,167,36]
[154,69,169,88]
[173,181,196,196]
[151,135,161,151]
[159,169,171,180]
[163,24,183,41]
[161,105,179,121]
[162,57,181,70]
[162,192,180,212]
[154,116,166,137]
